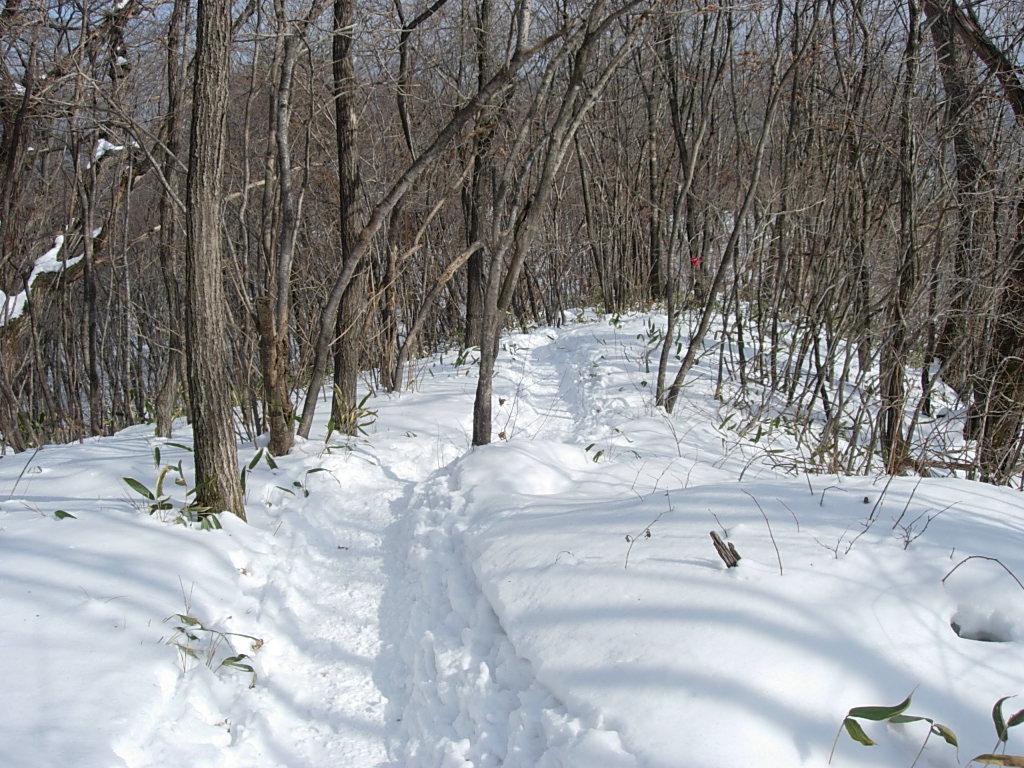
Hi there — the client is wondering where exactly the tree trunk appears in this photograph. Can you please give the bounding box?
[154,0,187,438]
[184,0,245,520]
[76,157,104,436]
[262,28,303,456]
[921,0,1024,481]
[879,1,920,475]
[329,0,363,437]
[463,0,493,350]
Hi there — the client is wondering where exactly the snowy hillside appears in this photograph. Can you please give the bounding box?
[2,311,1023,768]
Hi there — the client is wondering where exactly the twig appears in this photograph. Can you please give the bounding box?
[624,516,657,569]
[819,484,841,507]
[844,473,898,555]
[624,493,672,569]
[7,446,42,500]
[777,498,801,532]
[744,490,783,575]
[942,555,1024,594]
[891,477,923,530]
[897,501,957,550]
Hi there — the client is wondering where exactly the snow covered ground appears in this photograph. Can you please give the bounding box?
[2,311,1024,767]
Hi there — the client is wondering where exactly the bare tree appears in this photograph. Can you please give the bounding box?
[328,0,363,436]
[185,0,245,520]
[663,1,819,415]
[921,0,1024,481]
[296,1,575,438]
[878,0,921,474]
[153,0,189,438]
[256,0,330,456]
[472,0,653,445]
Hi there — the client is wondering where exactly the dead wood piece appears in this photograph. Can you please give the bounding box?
[710,530,741,568]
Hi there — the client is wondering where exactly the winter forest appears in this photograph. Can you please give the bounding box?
[4,2,1024,767]
[0,0,1022,486]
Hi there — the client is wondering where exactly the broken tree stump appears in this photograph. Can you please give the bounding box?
[710,530,741,567]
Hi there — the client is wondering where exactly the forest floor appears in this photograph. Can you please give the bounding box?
[3,310,1024,768]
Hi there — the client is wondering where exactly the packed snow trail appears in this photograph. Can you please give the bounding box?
[381,466,638,767]
[117,328,640,767]
[368,329,640,765]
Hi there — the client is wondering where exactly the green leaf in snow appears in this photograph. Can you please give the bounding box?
[842,717,876,746]
[848,693,914,721]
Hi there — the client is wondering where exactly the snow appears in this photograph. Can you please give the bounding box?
[0,229,100,324]
[2,311,1023,768]
[94,138,126,160]
[83,138,126,169]
[0,235,85,325]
